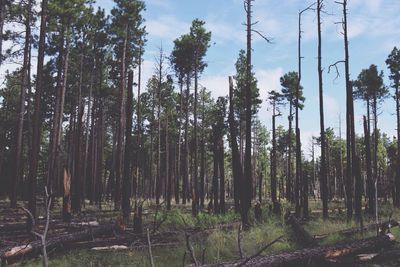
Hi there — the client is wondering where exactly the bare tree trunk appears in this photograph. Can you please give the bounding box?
[200,87,206,208]
[212,126,219,213]
[27,0,47,219]
[395,83,400,207]
[10,0,31,207]
[317,0,328,219]
[228,77,242,213]
[115,23,128,211]
[71,53,84,213]
[183,74,190,205]
[243,0,253,228]
[122,71,133,222]
[219,134,225,213]
[176,79,183,204]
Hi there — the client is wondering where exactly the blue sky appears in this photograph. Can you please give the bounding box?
[2,0,399,154]
[124,0,400,155]
[127,0,399,153]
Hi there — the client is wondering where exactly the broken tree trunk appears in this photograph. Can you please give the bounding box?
[201,234,395,267]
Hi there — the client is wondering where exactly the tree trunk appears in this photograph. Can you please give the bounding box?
[212,126,219,213]
[27,0,47,219]
[115,23,128,211]
[395,84,400,207]
[122,71,133,222]
[10,0,32,207]
[219,134,225,213]
[317,0,328,219]
[228,77,242,213]
[243,0,253,228]
[71,53,84,213]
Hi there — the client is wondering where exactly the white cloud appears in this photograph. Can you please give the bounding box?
[200,75,230,99]
[146,15,189,41]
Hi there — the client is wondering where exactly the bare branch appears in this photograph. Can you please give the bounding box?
[328,60,345,80]
[251,29,273,43]
[147,228,155,267]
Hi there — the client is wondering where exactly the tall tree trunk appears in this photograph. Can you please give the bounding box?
[395,83,400,207]
[219,134,225,213]
[166,115,171,210]
[115,23,128,211]
[317,0,328,219]
[200,87,206,208]
[192,51,199,216]
[243,0,253,228]
[10,0,31,207]
[228,77,242,213]
[288,103,293,206]
[27,0,47,219]
[122,71,133,222]
[176,79,183,204]
[183,74,190,204]
[271,101,278,213]
[212,126,219,213]
[71,53,84,214]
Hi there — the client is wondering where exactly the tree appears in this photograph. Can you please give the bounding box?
[280,71,304,215]
[243,0,253,228]
[189,19,211,215]
[10,0,33,207]
[354,64,388,216]
[317,0,328,219]
[386,47,400,207]
[109,0,146,210]
[27,0,48,220]
[268,90,284,214]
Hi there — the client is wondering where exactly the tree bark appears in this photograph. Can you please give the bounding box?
[27,0,47,219]
[317,0,328,219]
[228,76,242,213]
[115,23,129,211]
[10,0,32,207]
[122,71,134,222]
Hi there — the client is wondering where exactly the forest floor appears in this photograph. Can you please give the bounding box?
[1,199,400,266]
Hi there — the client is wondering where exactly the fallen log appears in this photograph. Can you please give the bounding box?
[201,234,395,267]
[313,219,399,240]
[0,224,116,264]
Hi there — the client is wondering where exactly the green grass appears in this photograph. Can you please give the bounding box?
[12,199,400,267]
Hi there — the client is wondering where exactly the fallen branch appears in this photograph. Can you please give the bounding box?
[186,232,198,266]
[237,223,243,259]
[147,228,155,267]
[201,234,395,267]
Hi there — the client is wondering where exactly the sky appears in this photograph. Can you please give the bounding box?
[112,0,400,154]
[1,0,399,155]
